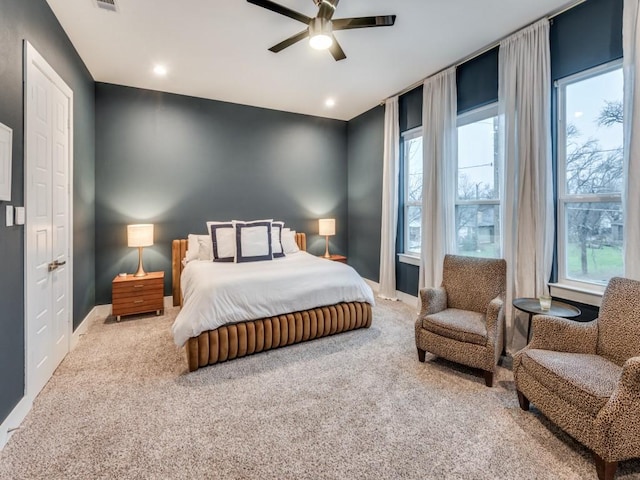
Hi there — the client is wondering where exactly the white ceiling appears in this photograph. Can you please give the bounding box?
[46,0,575,121]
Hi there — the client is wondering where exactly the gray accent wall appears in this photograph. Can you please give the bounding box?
[95,83,348,304]
[346,106,384,283]
[0,0,95,424]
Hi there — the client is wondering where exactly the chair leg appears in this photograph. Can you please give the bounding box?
[516,390,530,411]
[483,371,494,387]
[417,348,426,363]
[594,453,617,480]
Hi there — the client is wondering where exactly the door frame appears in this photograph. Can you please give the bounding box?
[23,41,74,402]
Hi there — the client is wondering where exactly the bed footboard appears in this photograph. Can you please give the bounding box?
[186,302,372,372]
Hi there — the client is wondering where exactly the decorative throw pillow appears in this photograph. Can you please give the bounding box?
[206,221,236,262]
[234,220,273,263]
[281,228,300,254]
[271,221,285,258]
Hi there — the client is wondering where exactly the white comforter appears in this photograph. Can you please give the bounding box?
[172,251,375,346]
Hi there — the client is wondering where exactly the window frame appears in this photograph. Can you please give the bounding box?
[555,59,623,292]
[401,126,423,258]
[454,102,501,258]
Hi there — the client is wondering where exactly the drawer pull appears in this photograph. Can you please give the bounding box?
[133,300,144,304]
[134,284,145,288]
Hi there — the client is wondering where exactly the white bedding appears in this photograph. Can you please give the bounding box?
[172,251,375,346]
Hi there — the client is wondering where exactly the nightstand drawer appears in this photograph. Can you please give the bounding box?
[113,278,163,292]
[112,281,163,297]
[112,295,164,316]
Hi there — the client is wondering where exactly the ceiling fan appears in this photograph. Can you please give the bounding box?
[247,0,396,61]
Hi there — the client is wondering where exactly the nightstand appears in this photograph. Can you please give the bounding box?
[112,271,164,321]
[321,254,347,264]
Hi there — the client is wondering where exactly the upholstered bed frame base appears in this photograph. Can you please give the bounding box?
[171,234,372,372]
[186,302,372,372]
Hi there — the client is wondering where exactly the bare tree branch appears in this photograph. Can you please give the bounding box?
[597,100,623,127]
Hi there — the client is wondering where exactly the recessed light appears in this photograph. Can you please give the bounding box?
[325,98,336,108]
[153,65,167,77]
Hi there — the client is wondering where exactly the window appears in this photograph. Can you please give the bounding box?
[455,104,501,258]
[402,128,423,255]
[557,62,624,288]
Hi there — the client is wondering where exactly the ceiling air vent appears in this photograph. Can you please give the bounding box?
[96,0,117,12]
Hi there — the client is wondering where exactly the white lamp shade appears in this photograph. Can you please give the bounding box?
[319,218,336,236]
[127,224,154,247]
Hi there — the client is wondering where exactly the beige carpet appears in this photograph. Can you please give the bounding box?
[1,299,638,480]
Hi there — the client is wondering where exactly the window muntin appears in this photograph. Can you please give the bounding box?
[402,128,423,255]
[455,104,501,258]
[557,62,624,288]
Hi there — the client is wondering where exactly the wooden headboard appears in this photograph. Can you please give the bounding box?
[171,232,307,307]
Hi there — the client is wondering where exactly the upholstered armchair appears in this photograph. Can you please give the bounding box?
[414,255,506,387]
[513,277,640,480]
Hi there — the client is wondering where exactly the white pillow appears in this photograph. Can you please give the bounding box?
[206,221,235,262]
[197,235,213,261]
[271,221,285,258]
[185,234,212,263]
[281,228,300,254]
[234,219,273,263]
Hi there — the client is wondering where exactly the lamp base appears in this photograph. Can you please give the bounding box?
[134,246,147,277]
[323,236,331,258]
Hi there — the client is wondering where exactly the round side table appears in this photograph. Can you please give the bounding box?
[513,297,581,343]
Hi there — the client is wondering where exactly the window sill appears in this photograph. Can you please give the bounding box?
[548,283,603,307]
[398,253,420,267]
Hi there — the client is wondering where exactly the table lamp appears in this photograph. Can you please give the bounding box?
[127,224,154,277]
[318,218,335,258]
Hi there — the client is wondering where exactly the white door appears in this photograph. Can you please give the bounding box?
[24,42,73,400]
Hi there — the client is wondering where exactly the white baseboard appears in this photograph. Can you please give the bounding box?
[71,306,96,350]
[0,396,32,451]
[364,278,419,310]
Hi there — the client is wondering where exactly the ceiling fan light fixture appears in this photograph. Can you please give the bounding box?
[309,17,333,50]
[309,34,333,50]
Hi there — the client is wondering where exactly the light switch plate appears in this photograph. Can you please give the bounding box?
[6,205,13,227]
[15,206,24,225]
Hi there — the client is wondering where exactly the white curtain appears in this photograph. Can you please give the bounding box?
[419,67,457,291]
[499,19,554,351]
[623,0,640,280]
[379,97,400,299]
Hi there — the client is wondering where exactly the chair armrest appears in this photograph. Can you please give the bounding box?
[419,286,447,316]
[594,357,640,458]
[619,356,640,395]
[528,316,598,354]
[485,296,504,344]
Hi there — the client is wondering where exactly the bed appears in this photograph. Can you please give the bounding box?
[171,233,374,371]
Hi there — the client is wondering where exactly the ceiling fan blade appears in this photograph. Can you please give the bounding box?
[333,15,396,30]
[317,0,340,20]
[269,29,310,53]
[329,36,346,61]
[247,0,312,24]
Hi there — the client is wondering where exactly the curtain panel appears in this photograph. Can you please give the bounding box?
[419,67,457,291]
[499,19,554,352]
[623,0,640,280]
[378,97,400,299]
